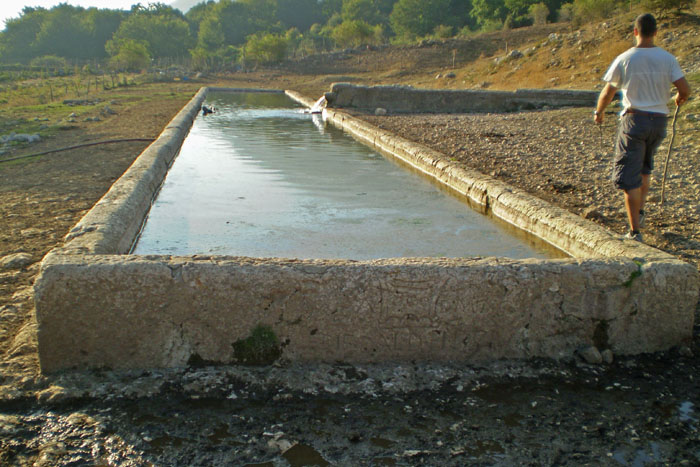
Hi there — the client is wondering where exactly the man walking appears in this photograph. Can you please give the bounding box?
[594,13,690,242]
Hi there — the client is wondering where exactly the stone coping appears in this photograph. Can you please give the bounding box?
[323,83,599,114]
[33,87,699,372]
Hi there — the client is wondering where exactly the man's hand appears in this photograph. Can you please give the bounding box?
[595,83,617,125]
[673,77,691,107]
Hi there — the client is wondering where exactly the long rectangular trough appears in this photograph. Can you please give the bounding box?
[33,86,699,372]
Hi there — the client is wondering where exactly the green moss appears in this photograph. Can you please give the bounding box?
[231,325,282,365]
[622,260,643,288]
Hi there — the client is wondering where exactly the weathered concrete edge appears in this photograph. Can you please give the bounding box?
[324,83,599,113]
[31,87,698,371]
[58,87,209,255]
[285,90,676,263]
[33,254,698,371]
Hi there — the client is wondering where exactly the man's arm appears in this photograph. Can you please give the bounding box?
[673,77,691,107]
[594,83,618,124]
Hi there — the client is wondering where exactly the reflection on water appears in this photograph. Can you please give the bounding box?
[133,92,561,260]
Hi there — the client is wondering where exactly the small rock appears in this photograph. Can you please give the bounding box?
[20,228,41,238]
[103,105,116,115]
[601,349,614,364]
[445,72,456,79]
[578,346,603,364]
[375,108,387,116]
[678,345,693,357]
[435,73,442,79]
[69,112,77,118]
[507,49,523,60]
[583,207,604,220]
[0,253,33,270]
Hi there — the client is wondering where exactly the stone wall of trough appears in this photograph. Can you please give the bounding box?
[323,83,599,113]
[32,87,699,372]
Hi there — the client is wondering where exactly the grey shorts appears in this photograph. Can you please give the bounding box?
[612,113,667,191]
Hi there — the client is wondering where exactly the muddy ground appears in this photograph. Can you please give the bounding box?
[1,75,699,465]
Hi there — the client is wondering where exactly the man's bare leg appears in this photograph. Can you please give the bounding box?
[640,174,650,213]
[624,187,643,232]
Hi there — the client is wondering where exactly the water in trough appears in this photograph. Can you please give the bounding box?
[133,92,563,260]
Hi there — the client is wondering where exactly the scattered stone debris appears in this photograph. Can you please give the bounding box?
[578,346,603,364]
[601,349,614,364]
[63,99,102,106]
[375,107,387,116]
[0,132,41,144]
[507,49,523,60]
[583,207,604,221]
[0,252,33,270]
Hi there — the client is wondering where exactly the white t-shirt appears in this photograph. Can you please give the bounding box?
[603,46,684,115]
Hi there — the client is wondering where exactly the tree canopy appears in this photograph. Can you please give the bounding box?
[1,0,685,67]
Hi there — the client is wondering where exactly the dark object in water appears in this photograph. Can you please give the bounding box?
[202,105,215,115]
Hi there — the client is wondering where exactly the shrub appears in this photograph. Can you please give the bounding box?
[433,24,454,39]
[557,3,575,22]
[330,20,382,48]
[243,33,288,65]
[642,0,696,15]
[30,55,68,70]
[107,39,151,72]
[529,3,550,25]
[572,0,620,23]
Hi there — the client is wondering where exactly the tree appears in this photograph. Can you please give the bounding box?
[276,0,325,31]
[243,32,288,64]
[84,8,126,59]
[471,0,508,28]
[33,4,93,60]
[642,0,696,15]
[390,0,467,39]
[331,19,382,47]
[529,2,550,24]
[571,0,620,22]
[108,39,151,71]
[0,7,48,63]
[342,0,382,24]
[108,5,193,59]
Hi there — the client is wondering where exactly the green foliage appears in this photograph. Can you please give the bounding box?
[29,55,68,70]
[642,0,696,14]
[331,20,383,47]
[529,2,550,24]
[108,39,151,71]
[231,325,282,365]
[433,24,455,38]
[108,5,193,59]
[342,0,382,24]
[243,32,289,64]
[391,0,469,39]
[572,0,621,23]
[471,0,508,27]
[0,7,48,63]
[557,2,575,21]
[276,0,326,30]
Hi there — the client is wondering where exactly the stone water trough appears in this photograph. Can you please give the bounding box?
[33,85,698,372]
